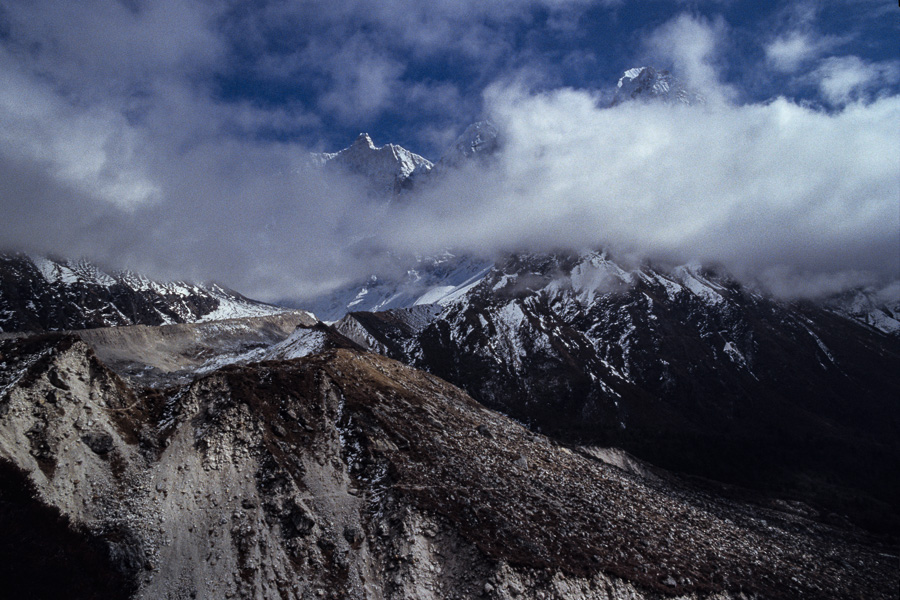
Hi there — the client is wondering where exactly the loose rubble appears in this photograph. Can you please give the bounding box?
[0,335,895,599]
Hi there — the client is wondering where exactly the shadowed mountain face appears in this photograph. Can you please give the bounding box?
[0,254,288,333]
[334,251,900,531]
[0,334,895,599]
[0,458,137,600]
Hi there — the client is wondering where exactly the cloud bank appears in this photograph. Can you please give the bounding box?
[0,2,897,302]
[385,87,899,295]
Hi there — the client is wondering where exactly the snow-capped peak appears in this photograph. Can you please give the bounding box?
[611,66,704,106]
[351,132,376,149]
[319,133,433,196]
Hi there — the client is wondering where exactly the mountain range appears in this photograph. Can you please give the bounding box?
[0,67,897,599]
[332,250,900,531]
[0,253,289,333]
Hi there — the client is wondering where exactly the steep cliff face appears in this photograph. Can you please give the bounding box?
[0,334,895,599]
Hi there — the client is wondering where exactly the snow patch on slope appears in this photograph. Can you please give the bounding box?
[675,266,725,305]
[306,254,492,321]
[266,328,330,360]
[826,285,900,336]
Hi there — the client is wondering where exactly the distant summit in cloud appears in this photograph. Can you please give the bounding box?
[611,66,705,106]
[433,121,501,170]
[317,133,433,196]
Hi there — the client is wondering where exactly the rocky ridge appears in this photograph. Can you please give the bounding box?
[0,254,288,333]
[0,333,895,599]
[69,311,321,387]
[0,310,364,389]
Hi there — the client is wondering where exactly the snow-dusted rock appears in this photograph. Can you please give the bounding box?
[611,66,705,106]
[0,254,289,333]
[318,133,433,196]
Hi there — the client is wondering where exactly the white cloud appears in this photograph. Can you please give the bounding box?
[765,33,823,73]
[0,50,160,208]
[3,63,897,300]
[0,0,896,303]
[381,85,900,295]
[1,0,222,90]
[813,56,900,106]
[755,266,878,299]
[643,13,735,104]
[317,42,406,123]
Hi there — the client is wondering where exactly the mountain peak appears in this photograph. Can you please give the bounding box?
[619,66,659,84]
[352,132,376,149]
[319,134,433,196]
[611,66,704,106]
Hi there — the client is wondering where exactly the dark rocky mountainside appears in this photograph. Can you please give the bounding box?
[0,254,288,333]
[334,251,900,532]
[0,333,896,599]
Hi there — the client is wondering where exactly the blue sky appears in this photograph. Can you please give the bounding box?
[206,0,900,157]
[0,0,897,299]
